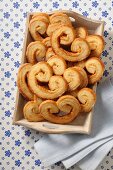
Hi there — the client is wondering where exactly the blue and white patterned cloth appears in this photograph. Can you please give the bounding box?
[0,0,113,170]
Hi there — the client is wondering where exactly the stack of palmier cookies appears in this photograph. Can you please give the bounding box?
[17,12,105,124]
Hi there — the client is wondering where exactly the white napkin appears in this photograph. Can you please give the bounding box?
[77,138,113,170]
[34,77,113,168]
[62,136,113,169]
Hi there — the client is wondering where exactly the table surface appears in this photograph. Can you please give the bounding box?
[0,0,113,169]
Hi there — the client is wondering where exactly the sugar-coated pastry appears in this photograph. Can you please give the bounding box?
[51,26,90,61]
[86,35,104,57]
[85,57,105,84]
[73,66,88,88]
[50,12,72,26]
[29,15,49,41]
[23,101,44,122]
[57,95,81,123]
[32,13,49,23]
[46,23,62,36]
[77,88,96,113]
[47,23,75,45]
[51,25,75,49]
[71,38,90,61]
[74,60,86,69]
[17,63,34,100]
[63,67,82,91]
[28,62,67,99]
[42,37,51,47]
[26,41,46,64]
[34,94,43,104]
[47,55,67,75]
[39,95,81,124]
[46,48,55,61]
[69,89,79,98]
[76,27,88,38]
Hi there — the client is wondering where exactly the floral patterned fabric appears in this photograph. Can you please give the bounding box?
[0,0,113,169]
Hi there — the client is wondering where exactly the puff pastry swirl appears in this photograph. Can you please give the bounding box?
[32,13,49,23]
[76,27,88,38]
[39,95,81,124]
[50,12,72,26]
[63,67,82,91]
[17,63,34,100]
[85,57,105,84]
[29,15,49,41]
[23,100,44,122]
[77,88,96,113]
[28,62,67,99]
[26,41,46,64]
[46,48,55,61]
[47,55,67,75]
[86,35,104,57]
[42,37,51,47]
[51,26,90,61]
[73,66,88,88]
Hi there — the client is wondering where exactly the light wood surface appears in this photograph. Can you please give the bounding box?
[13,10,104,134]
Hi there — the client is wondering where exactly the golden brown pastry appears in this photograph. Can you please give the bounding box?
[23,100,44,122]
[47,23,75,45]
[42,37,51,47]
[57,95,81,123]
[46,23,62,36]
[51,26,90,61]
[39,95,81,124]
[74,60,86,69]
[47,55,67,75]
[32,13,49,23]
[85,57,105,84]
[34,94,43,103]
[51,25,75,47]
[28,62,67,99]
[17,63,34,100]
[39,100,59,122]
[73,66,88,88]
[71,38,90,61]
[50,12,72,26]
[26,41,46,64]
[63,67,82,91]
[69,89,79,98]
[77,88,96,113]
[86,35,104,57]
[76,27,88,38]
[46,48,55,61]
[29,16,49,41]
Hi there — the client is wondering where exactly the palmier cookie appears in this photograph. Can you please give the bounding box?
[29,14,49,41]
[63,67,82,91]
[77,88,96,113]
[86,35,104,57]
[51,26,90,62]
[39,95,81,124]
[76,27,88,38]
[23,99,44,122]
[85,57,105,84]
[47,55,67,75]
[26,41,46,64]
[17,63,34,100]
[28,61,67,99]
[46,48,55,61]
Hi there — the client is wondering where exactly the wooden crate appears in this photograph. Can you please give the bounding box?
[13,10,104,134]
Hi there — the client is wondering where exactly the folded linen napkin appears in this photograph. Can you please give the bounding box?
[62,136,113,169]
[34,77,113,168]
[77,138,113,170]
